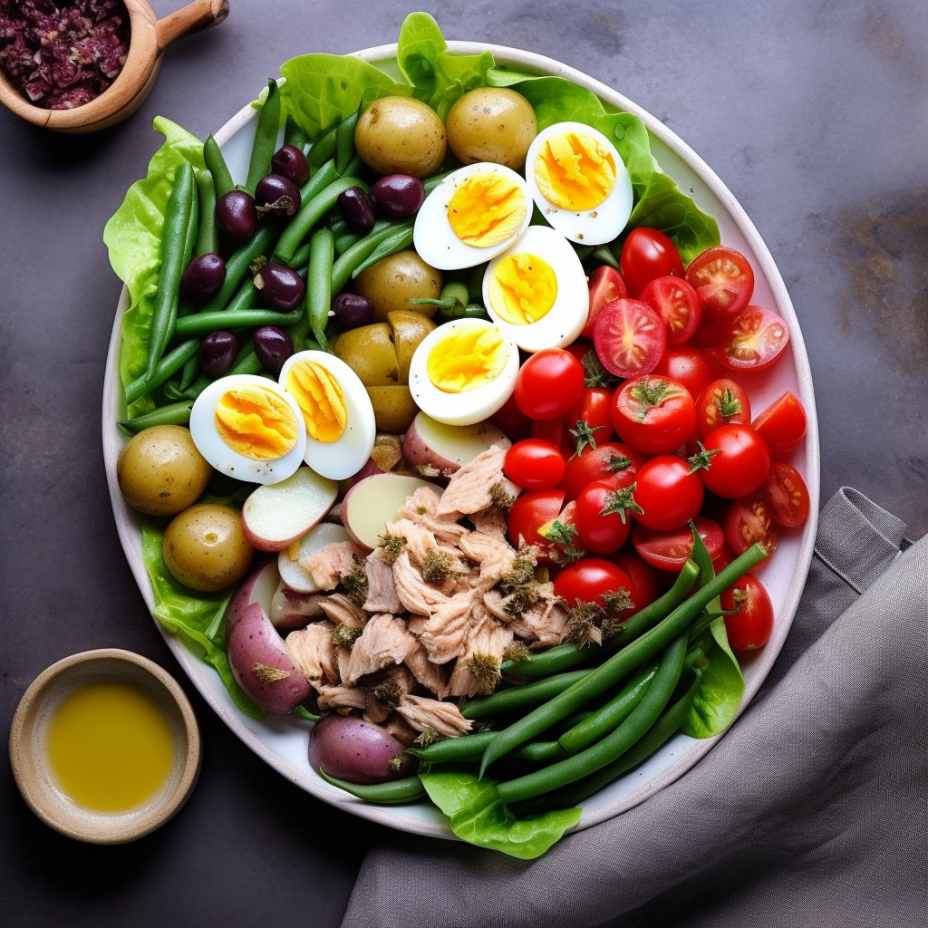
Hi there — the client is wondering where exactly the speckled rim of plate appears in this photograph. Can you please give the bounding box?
[102,41,820,841]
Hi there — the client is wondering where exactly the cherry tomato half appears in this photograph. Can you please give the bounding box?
[723,491,779,567]
[651,344,722,401]
[695,378,752,441]
[638,275,703,345]
[612,376,697,455]
[583,265,627,339]
[559,441,644,501]
[684,245,755,326]
[721,574,774,651]
[763,461,811,528]
[514,348,585,421]
[574,480,635,554]
[553,558,633,609]
[593,298,667,379]
[503,439,566,490]
[633,455,706,531]
[711,304,790,373]
[700,424,771,499]
[507,488,565,549]
[619,227,685,298]
[752,390,807,457]
[632,516,724,572]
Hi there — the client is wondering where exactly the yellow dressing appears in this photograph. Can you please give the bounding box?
[426,326,510,393]
[533,130,616,210]
[46,680,175,812]
[487,252,558,325]
[447,172,527,247]
[285,360,348,442]
[214,384,299,460]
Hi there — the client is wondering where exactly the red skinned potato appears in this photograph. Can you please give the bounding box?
[341,473,442,549]
[403,412,509,475]
[309,714,416,785]
[226,559,312,713]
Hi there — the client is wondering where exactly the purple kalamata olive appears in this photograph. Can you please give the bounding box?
[254,262,306,310]
[331,292,374,329]
[180,253,227,302]
[254,326,294,375]
[200,331,238,378]
[336,186,376,235]
[255,173,301,217]
[215,190,257,242]
[370,174,425,219]
[271,145,310,187]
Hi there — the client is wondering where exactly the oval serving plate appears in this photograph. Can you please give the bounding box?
[103,41,820,840]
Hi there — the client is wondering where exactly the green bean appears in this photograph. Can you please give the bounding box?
[292,705,321,723]
[225,338,263,377]
[202,224,278,312]
[335,106,360,176]
[307,227,334,349]
[181,175,199,271]
[514,741,567,763]
[179,353,199,391]
[468,263,488,302]
[224,278,259,316]
[334,231,362,255]
[290,241,313,269]
[204,135,235,198]
[496,633,689,804]
[117,400,193,435]
[479,544,768,776]
[318,767,425,805]
[145,162,195,381]
[330,220,414,294]
[423,169,453,194]
[308,123,338,171]
[194,169,219,257]
[409,730,499,764]
[284,115,308,152]
[173,308,302,339]
[126,339,200,405]
[349,223,415,279]
[273,175,369,267]
[500,560,700,679]
[244,79,281,195]
[461,669,590,721]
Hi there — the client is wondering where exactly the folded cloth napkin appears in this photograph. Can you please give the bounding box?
[340,488,927,928]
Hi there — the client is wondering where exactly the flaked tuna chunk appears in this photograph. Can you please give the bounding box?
[447,612,514,697]
[469,502,511,538]
[395,694,472,738]
[437,445,514,516]
[392,551,449,616]
[398,486,468,546]
[316,684,367,711]
[344,614,418,685]
[412,588,484,665]
[362,550,403,614]
[457,531,518,589]
[317,593,368,631]
[380,712,420,748]
[284,622,339,686]
[300,540,368,591]
[270,587,326,628]
[383,518,464,579]
[364,664,418,724]
[511,586,571,649]
[336,643,352,683]
[404,639,452,699]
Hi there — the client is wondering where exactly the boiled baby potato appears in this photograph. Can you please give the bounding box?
[365,385,419,434]
[446,87,538,170]
[353,250,443,322]
[332,322,400,386]
[163,503,255,592]
[117,424,212,516]
[354,95,447,178]
[387,310,437,383]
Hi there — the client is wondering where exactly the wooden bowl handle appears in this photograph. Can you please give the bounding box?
[155,0,230,51]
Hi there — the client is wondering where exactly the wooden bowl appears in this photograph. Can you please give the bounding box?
[0,0,229,133]
[9,649,202,844]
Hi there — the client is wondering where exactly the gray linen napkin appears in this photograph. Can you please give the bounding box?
[340,488,927,928]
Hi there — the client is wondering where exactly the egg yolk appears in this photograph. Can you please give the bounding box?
[487,253,558,325]
[447,172,528,247]
[214,385,299,460]
[533,131,616,211]
[285,361,348,442]
[426,326,510,393]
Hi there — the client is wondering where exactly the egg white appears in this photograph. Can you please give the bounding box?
[525,121,633,245]
[407,318,520,427]
[482,225,589,352]
[278,350,376,481]
[412,162,533,271]
[190,374,307,485]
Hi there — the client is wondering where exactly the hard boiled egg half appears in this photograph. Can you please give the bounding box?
[413,162,533,270]
[190,374,307,485]
[408,318,519,426]
[278,351,376,481]
[525,121,633,245]
[482,225,589,352]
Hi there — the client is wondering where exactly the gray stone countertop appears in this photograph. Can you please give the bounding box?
[2,2,925,927]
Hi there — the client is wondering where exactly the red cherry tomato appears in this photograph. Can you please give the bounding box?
[514,348,585,421]
[559,441,644,501]
[593,298,667,379]
[610,552,660,618]
[700,424,771,498]
[583,265,627,339]
[619,227,685,298]
[632,516,724,572]
[503,439,566,490]
[530,414,571,455]
[710,304,790,372]
[684,245,755,326]
[507,488,565,549]
[752,391,807,457]
[763,461,811,528]
[721,574,774,651]
[574,480,635,554]
[489,392,532,443]
[612,376,697,455]
[638,275,703,345]
[564,337,595,366]
[695,378,752,441]
[723,492,779,567]
[651,344,723,400]
[632,455,706,531]
[565,385,615,454]
[553,558,633,609]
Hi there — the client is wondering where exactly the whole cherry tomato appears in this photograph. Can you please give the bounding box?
[612,376,697,455]
[632,455,706,531]
[721,574,774,651]
[574,480,636,554]
[507,488,565,549]
[503,439,566,490]
[651,344,723,400]
[559,441,644,502]
[700,424,771,498]
[620,227,685,298]
[553,558,633,609]
[514,348,585,421]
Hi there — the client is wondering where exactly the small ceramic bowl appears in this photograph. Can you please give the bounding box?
[9,649,202,844]
[0,0,229,134]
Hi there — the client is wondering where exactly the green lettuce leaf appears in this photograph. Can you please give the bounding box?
[420,768,581,859]
[682,617,745,738]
